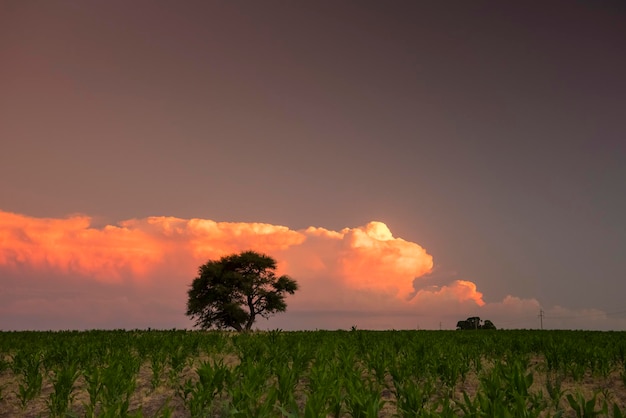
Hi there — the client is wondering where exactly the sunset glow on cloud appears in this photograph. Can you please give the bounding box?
[1,210,624,331]
[0,211,432,298]
[0,211,163,282]
[339,222,433,298]
[412,280,485,307]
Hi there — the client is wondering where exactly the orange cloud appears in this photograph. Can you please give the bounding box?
[138,216,306,259]
[412,280,485,307]
[291,222,433,298]
[8,210,560,330]
[0,211,307,283]
[338,222,433,297]
[1,211,433,299]
[0,211,163,282]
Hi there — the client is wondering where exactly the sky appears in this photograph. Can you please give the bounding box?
[1,1,625,331]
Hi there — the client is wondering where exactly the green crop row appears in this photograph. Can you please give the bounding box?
[0,329,625,417]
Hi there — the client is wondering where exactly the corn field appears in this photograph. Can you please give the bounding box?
[1,329,625,417]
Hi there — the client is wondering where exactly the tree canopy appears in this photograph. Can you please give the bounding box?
[186,251,298,331]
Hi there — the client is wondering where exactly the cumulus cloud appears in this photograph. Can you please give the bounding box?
[412,280,485,308]
[1,210,624,331]
[338,222,433,298]
[0,211,305,283]
[0,211,163,282]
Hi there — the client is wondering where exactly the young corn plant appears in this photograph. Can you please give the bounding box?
[568,360,587,382]
[566,391,608,418]
[153,397,174,418]
[505,360,547,417]
[179,358,231,417]
[343,368,385,418]
[83,362,103,418]
[435,354,462,389]
[0,355,8,374]
[459,360,546,418]
[98,353,141,417]
[431,397,459,418]
[227,358,276,417]
[545,372,566,409]
[228,390,279,418]
[168,344,191,384]
[304,358,337,417]
[325,377,347,418]
[392,377,435,416]
[0,354,8,402]
[271,361,302,414]
[13,349,44,410]
[149,349,168,390]
[301,391,329,418]
[365,346,393,388]
[46,359,81,417]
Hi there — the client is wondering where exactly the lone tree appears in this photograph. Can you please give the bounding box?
[186,250,298,331]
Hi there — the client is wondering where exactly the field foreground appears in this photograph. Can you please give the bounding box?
[1,329,625,417]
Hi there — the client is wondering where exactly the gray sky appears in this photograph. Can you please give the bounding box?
[1,1,625,330]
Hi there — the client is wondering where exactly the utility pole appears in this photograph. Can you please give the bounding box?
[439,321,442,331]
[539,309,544,330]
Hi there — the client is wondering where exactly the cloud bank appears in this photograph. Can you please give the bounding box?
[1,210,624,330]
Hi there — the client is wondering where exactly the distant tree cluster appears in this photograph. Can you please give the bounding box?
[456,316,496,330]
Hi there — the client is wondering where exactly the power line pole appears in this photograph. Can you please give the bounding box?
[539,309,544,330]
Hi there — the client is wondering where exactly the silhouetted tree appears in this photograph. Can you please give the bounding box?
[482,319,497,330]
[186,251,298,331]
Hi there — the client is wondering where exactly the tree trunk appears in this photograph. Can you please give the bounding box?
[245,313,255,331]
[245,295,256,331]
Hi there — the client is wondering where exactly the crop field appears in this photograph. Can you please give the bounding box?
[0,329,625,417]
